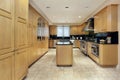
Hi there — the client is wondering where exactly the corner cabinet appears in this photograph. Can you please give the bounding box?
[94,4,118,33]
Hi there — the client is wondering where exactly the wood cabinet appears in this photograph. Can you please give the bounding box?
[15,21,28,50]
[87,42,118,66]
[15,0,28,20]
[0,0,14,54]
[15,0,28,50]
[99,44,118,66]
[28,5,49,66]
[49,25,57,35]
[70,25,78,35]
[94,4,118,33]
[74,40,80,48]
[56,45,73,66]
[15,49,28,80]
[77,25,83,35]
[27,24,33,47]
[0,52,14,80]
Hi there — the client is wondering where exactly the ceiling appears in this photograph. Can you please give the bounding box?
[30,0,117,25]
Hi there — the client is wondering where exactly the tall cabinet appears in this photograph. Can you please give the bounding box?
[14,0,29,80]
[0,0,14,80]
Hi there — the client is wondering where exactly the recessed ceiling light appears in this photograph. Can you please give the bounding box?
[78,16,82,18]
[65,6,69,8]
[85,6,89,8]
[46,6,50,8]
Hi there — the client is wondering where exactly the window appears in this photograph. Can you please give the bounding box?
[57,25,70,37]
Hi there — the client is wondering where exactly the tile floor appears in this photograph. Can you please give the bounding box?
[25,49,120,80]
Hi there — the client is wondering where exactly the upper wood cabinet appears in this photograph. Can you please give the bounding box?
[70,25,78,35]
[49,25,57,35]
[15,0,28,20]
[0,52,14,80]
[0,0,14,54]
[77,25,83,35]
[94,4,118,33]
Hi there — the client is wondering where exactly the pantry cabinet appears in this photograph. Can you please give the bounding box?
[0,0,14,54]
[15,49,28,80]
[94,4,118,33]
[0,52,14,80]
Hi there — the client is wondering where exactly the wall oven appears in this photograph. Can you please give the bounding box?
[80,40,87,55]
[91,43,99,57]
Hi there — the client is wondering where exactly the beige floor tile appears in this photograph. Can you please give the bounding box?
[25,49,120,80]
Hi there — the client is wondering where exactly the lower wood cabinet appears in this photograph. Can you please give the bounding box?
[99,44,118,66]
[74,40,80,48]
[0,52,14,80]
[15,49,28,80]
[87,42,118,66]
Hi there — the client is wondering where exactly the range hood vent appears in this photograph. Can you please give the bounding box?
[83,18,94,32]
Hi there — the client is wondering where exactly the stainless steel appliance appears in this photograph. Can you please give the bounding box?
[91,43,99,57]
[80,40,87,55]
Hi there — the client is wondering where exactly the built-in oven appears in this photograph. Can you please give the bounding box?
[91,43,99,57]
[80,40,87,55]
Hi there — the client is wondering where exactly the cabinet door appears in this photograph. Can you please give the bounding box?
[100,8,107,32]
[0,52,14,80]
[15,21,27,50]
[94,12,101,33]
[0,0,14,54]
[27,24,33,46]
[77,25,82,35]
[15,0,28,20]
[70,26,78,35]
[15,49,28,80]
[50,26,57,35]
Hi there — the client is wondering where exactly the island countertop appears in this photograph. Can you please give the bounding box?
[56,41,73,45]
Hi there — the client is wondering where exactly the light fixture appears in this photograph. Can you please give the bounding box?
[78,16,82,18]
[46,6,50,8]
[65,6,69,8]
[85,6,89,8]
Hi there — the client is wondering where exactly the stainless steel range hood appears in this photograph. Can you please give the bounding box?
[83,18,94,32]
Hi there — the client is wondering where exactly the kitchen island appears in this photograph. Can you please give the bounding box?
[56,41,73,66]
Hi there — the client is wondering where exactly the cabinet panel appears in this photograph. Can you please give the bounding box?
[0,16,14,54]
[0,52,14,80]
[49,25,57,35]
[15,49,28,80]
[94,5,118,33]
[15,21,27,50]
[27,24,33,46]
[70,26,78,35]
[15,0,28,20]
